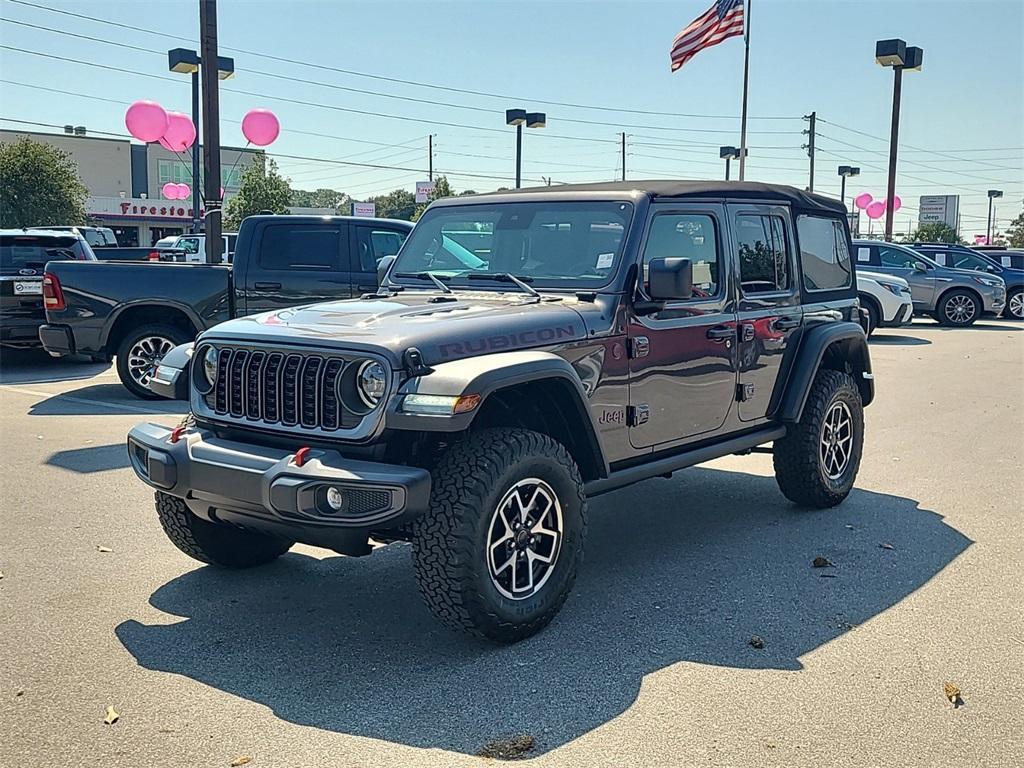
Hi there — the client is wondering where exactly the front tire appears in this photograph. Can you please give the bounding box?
[1004,288,1023,320]
[411,428,586,643]
[937,289,981,327]
[155,492,292,567]
[116,324,190,399]
[773,370,864,508]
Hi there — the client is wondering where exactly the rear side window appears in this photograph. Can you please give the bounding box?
[0,235,82,268]
[258,225,343,270]
[797,216,852,291]
[736,214,790,294]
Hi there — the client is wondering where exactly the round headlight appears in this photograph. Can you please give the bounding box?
[196,345,218,394]
[356,360,387,408]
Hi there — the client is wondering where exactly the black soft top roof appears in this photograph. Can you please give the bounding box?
[464,180,846,216]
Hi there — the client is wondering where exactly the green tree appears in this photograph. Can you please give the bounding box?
[289,186,349,212]
[412,176,454,221]
[0,136,88,228]
[904,222,962,244]
[1006,211,1024,248]
[367,188,416,220]
[223,156,291,229]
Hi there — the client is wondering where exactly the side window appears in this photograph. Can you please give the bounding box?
[878,246,917,269]
[736,214,790,294]
[641,213,720,298]
[356,227,409,272]
[797,216,852,291]
[179,237,200,254]
[258,225,343,271]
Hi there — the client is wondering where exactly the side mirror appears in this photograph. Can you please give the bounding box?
[913,262,928,272]
[648,257,693,301]
[377,254,396,286]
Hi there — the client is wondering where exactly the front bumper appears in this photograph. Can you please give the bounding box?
[127,423,431,550]
[983,287,1006,314]
[879,301,914,328]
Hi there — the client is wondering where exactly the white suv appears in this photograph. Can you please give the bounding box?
[857,269,913,336]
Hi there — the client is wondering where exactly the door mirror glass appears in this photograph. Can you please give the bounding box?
[648,257,693,300]
[377,254,396,285]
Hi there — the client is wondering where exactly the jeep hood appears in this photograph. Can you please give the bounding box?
[202,292,605,365]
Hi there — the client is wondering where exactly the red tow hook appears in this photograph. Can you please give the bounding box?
[169,425,186,443]
[293,446,312,467]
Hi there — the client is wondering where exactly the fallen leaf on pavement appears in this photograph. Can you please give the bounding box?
[16,689,24,697]
[103,705,119,725]
[229,757,252,767]
[477,734,536,760]
[96,546,113,553]
[944,682,963,707]
[749,635,765,649]
[879,542,895,550]
[812,556,834,568]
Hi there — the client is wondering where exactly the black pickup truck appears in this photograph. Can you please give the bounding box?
[40,215,412,397]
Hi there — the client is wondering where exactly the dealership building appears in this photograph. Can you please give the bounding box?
[1,128,260,246]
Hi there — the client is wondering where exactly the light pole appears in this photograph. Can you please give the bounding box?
[719,146,741,181]
[168,47,234,234]
[875,39,923,242]
[987,189,1003,244]
[837,165,860,207]
[506,109,546,189]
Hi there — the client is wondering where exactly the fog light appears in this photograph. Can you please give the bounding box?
[326,486,345,511]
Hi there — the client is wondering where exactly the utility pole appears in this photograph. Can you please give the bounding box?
[621,132,626,181]
[199,0,223,265]
[802,111,816,192]
[428,134,433,182]
[191,71,201,233]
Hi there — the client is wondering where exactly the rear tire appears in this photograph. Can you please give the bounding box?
[411,428,586,643]
[773,370,864,508]
[937,289,981,327]
[155,491,292,567]
[116,323,190,399]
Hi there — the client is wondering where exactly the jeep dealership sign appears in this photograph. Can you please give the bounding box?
[918,195,959,228]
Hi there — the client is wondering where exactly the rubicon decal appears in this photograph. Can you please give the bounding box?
[437,325,579,359]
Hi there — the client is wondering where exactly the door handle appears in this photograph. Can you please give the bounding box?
[773,317,801,330]
[254,281,281,290]
[706,326,736,340]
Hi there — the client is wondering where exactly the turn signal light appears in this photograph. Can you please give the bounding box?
[42,272,66,311]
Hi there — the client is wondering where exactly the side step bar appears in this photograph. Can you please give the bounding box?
[584,425,787,498]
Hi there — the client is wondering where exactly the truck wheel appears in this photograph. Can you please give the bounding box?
[411,428,586,643]
[116,324,189,399]
[937,289,980,327]
[773,370,864,509]
[155,492,292,567]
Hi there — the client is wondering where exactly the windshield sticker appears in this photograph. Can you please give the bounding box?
[1002,256,1012,267]
[596,252,614,269]
[857,247,870,263]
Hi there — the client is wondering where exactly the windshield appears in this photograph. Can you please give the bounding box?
[0,235,81,269]
[391,201,633,289]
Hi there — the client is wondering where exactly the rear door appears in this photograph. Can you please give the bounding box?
[730,204,801,421]
[351,224,412,294]
[240,221,354,314]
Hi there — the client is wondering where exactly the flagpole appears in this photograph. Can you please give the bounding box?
[738,0,751,180]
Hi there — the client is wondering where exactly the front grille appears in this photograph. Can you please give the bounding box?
[204,347,369,433]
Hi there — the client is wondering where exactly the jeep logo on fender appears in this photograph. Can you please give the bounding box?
[437,324,578,360]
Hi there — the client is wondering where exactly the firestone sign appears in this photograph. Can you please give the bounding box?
[87,196,200,221]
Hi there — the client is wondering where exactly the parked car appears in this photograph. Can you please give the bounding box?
[129,180,874,643]
[856,269,912,336]
[973,246,1024,270]
[39,216,413,397]
[168,232,239,264]
[1,229,95,349]
[30,225,118,248]
[908,242,1024,320]
[852,240,1005,326]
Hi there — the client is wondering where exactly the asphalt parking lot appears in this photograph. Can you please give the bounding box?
[1,318,1022,768]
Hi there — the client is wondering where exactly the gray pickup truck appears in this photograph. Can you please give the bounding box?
[128,181,874,643]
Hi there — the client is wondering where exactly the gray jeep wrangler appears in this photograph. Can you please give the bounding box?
[128,181,873,643]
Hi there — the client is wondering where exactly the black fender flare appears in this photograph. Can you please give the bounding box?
[101,299,203,350]
[774,321,873,423]
[385,350,608,478]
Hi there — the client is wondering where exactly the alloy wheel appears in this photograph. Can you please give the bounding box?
[1009,292,1024,320]
[819,401,853,481]
[486,478,563,601]
[127,335,175,387]
[944,294,977,324]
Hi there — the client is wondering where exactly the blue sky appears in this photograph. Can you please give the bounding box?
[1,0,1021,236]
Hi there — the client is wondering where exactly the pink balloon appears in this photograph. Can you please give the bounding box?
[175,183,191,200]
[125,100,169,143]
[889,195,902,212]
[157,111,196,152]
[854,193,873,211]
[866,201,886,220]
[241,108,280,146]
[161,182,180,200]
[219,186,225,199]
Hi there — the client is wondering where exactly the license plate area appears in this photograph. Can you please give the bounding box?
[13,280,42,295]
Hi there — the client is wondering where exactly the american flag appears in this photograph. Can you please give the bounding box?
[670,0,745,72]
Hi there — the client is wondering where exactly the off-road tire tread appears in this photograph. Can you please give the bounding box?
[411,428,586,643]
[154,491,291,567]
[773,370,863,509]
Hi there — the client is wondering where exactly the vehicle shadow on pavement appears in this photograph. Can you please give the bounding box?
[116,467,970,757]
[46,444,130,473]
[0,348,108,385]
[26,384,184,417]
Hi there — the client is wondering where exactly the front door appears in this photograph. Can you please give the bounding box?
[627,204,738,449]
[730,204,802,421]
[241,221,354,315]
[875,244,936,309]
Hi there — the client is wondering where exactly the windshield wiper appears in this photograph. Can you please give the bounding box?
[394,271,453,294]
[466,272,540,298]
